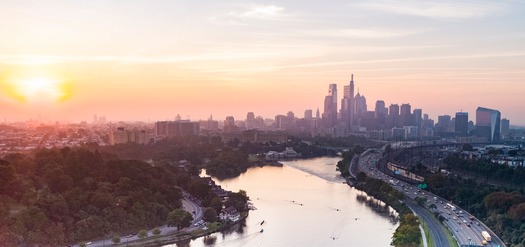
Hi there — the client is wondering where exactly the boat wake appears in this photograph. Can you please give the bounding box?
[282,157,345,183]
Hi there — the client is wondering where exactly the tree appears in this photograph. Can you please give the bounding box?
[0,160,15,192]
[138,229,148,239]
[227,190,249,212]
[111,236,120,244]
[415,196,427,206]
[209,197,223,212]
[203,208,218,222]
[167,209,193,230]
[429,203,437,211]
[153,228,161,236]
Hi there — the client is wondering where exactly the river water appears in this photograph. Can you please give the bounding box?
[167,157,397,247]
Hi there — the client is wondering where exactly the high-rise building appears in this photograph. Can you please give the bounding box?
[375,100,387,130]
[354,90,367,122]
[246,112,255,129]
[388,104,400,128]
[413,109,422,129]
[224,116,237,133]
[436,115,451,133]
[475,107,501,142]
[455,112,469,136]
[322,84,338,127]
[501,118,510,139]
[304,109,313,120]
[275,114,293,130]
[340,74,355,129]
[400,103,412,126]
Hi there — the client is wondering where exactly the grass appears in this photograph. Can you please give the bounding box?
[418,218,434,247]
[439,220,459,247]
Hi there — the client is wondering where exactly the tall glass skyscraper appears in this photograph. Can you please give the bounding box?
[475,107,501,142]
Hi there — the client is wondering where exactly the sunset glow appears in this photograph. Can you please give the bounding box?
[0,1,523,124]
[4,76,70,103]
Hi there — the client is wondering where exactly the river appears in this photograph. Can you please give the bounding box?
[166,157,397,247]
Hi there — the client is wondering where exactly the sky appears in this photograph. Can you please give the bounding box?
[0,0,524,125]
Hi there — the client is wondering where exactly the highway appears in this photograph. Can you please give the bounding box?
[355,148,506,247]
[405,200,450,247]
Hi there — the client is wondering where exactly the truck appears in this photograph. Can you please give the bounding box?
[482,231,491,242]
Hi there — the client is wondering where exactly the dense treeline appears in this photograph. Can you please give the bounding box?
[426,173,525,246]
[237,137,328,158]
[0,147,206,246]
[444,154,525,186]
[205,148,249,178]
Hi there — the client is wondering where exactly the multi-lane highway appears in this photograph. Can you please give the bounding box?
[354,149,506,247]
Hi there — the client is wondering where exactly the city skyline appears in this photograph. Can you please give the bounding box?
[0,1,524,124]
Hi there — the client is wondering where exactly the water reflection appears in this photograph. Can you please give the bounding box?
[166,157,396,247]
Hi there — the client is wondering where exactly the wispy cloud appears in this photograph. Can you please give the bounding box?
[229,5,285,19]
[304,28,425,39]
[0,50,298,65]
[211,4,289,25]
[355,1,508,20]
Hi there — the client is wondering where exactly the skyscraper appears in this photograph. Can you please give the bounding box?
[501,118,510,139]
[375,100,388,129]
[354,90,367,123]
[340,74,355,129]
[400,103,412,126]
[322,84,338,127]
[436,115,451,133]
[475,107,501,142]
[413,109,422,129]
[455,112,469,136]
[388,104,400,128]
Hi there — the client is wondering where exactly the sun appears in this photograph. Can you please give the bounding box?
[5,77,71,103]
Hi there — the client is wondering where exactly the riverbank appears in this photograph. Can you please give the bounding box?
[110,211,249,247]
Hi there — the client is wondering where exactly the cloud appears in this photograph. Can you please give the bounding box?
[229,5,285,19]
[356,1,508,20]
[211,4,288,25]
[304,28,425,39]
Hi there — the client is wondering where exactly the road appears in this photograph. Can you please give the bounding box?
[405,200,450,247]
[73,196,204,247]
[354,148,506,247]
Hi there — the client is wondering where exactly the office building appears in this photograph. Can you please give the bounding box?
[475,107,501,142]
[340,74,355,129]
[455,112,469,136]
[413,109,422,129]
[400,103,412,126]
[156,120,200,137]
[388,104,400,128]
[246,112,255,129]
[322,84,338,127]
[501,118,510,140]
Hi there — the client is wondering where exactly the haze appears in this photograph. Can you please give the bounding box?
[0,0,524,124]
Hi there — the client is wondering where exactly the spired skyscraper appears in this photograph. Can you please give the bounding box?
[475,107,501,143]
[340,74,355,129]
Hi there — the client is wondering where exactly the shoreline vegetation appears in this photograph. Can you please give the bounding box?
[109,211,249,247]
[336,147,421,247]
